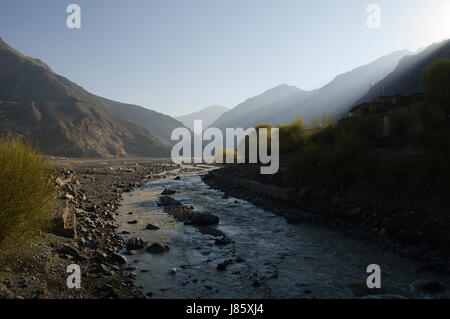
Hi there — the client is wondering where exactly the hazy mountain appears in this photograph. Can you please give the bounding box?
[0,37,174,157]
[211,84,311,130]
[176,105,230,130]
[353,39,450,109]
[212,50,410,129]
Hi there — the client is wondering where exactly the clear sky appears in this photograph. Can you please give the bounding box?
[0,0,449,116]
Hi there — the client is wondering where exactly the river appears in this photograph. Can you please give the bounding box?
[116,167,450,299]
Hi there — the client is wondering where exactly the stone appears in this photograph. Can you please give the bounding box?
[216,259,233,271]
[125,237,149,250]
[161,189,176,195]
[58,203,77,238]
[189,213,219,226]
[58,245,86,262]
[157,196,182,207]
[145,223,160,230]
[215,236,231,246]
[146,243,170,254]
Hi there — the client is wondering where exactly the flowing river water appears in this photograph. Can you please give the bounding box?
[116,167,450,299]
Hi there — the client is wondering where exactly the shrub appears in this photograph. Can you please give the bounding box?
[278,118,309,154]
[422,58,450,115]
[0,138,56,261]
[309,113,337,129]
[215,147,237,164]
[289,144,328,179]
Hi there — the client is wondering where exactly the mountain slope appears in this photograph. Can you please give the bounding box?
[266,50,410,126]
[354,39,450,108]
[176,105,230,130]
[0,37,172,157]
[211,84,311,130]
[212,50,410,129]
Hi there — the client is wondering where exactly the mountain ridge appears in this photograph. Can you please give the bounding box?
[176,105,230,130]
[0,38,178,157]
[352,39,450,110]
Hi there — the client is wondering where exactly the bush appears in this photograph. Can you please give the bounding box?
[422,58,450,115]
[278,118,309,154]
[289,144,328,179]
[309,113,337,129]
[215,147,237,164]
[0,138,56,260]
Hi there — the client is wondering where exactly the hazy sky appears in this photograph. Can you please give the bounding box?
[0,0,449,116]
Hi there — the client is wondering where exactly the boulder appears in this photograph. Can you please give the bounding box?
[161,189,176,195]
[215,236,231,246]
[125,237,149,250]
[146,243,170,254]
[189,213,219,226]
[57,203,77,238]
[110,253,128,265]
[145,223,160,230]
[58,245,86,262]
[157,196,182,207]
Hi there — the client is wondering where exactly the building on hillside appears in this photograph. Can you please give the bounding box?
[348,94,423,118]
[344,93,424,137]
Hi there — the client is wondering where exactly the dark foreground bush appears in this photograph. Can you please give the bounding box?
[0,138,56,261]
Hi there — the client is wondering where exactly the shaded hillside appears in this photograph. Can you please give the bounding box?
[90,97,184,144]
[267,50,410,126]
[176,105,229,130]
[211,84,309,130]
[212,51,409,130]
[0,37,173,157]
[353,39,450,109]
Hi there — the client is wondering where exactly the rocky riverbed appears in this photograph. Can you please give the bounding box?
[0,158,181,299]
[114,168,450,299]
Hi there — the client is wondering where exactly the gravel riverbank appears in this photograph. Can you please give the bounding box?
[0,159,178,299]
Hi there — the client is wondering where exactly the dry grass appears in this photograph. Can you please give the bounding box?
[0,138,57,262]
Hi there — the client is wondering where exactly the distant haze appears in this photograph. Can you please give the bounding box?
[176,105,230,130]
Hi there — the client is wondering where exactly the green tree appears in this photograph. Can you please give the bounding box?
[310,113,337,129]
